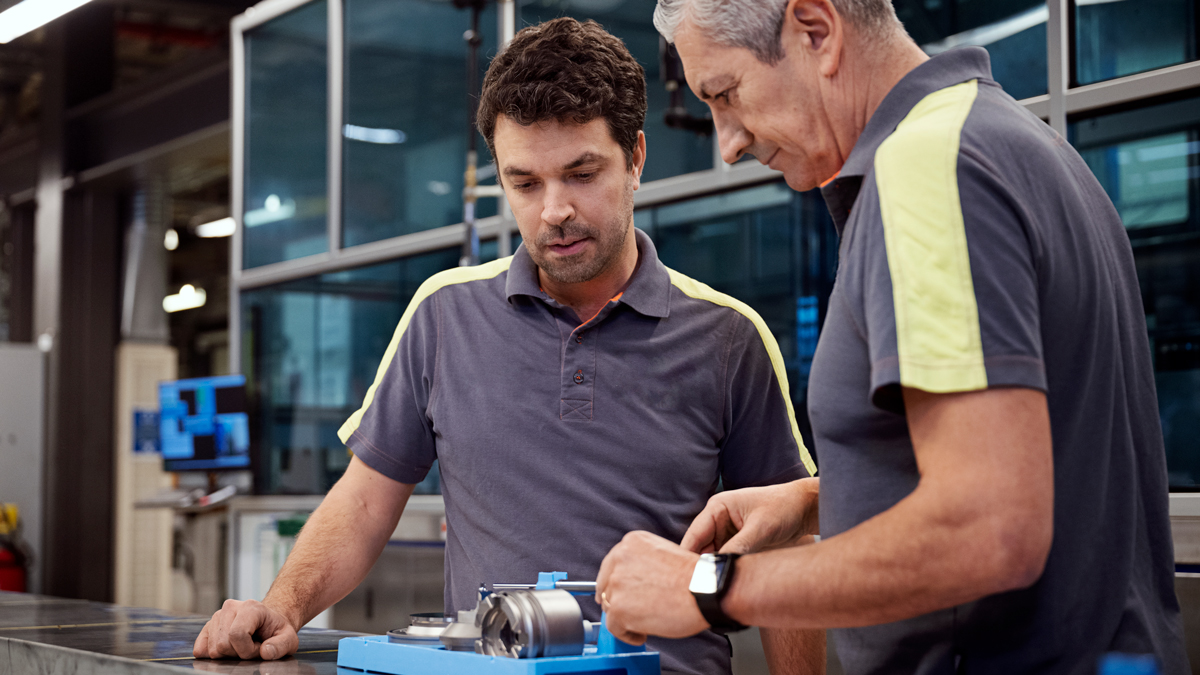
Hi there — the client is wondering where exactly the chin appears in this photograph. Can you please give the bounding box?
[782,170,820,193]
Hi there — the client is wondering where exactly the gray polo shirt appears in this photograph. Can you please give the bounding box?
[811,47,1188,674]
[339,228,814,675]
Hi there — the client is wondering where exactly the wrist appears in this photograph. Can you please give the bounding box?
[796,478,820,537]
[262,596,303,632]
[689,553,748,634]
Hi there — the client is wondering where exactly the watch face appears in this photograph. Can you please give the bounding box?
[690,556,720,595]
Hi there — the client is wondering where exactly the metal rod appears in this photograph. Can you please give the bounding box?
[460,0,484,267]
[496,0,516,257]
[328,0,345,255]
[492,581,597,593]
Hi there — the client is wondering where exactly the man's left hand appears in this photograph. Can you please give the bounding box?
[595,531,709,644]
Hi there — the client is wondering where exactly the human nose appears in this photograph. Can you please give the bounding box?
[715,111,752,165]
[541,181,575,226]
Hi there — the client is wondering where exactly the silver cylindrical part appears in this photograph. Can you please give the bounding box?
[476,589,585,658]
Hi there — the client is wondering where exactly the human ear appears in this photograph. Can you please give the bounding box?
[784,0,843,77]
[631,130,647,190]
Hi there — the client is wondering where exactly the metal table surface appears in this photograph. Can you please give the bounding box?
[0,591,367,674]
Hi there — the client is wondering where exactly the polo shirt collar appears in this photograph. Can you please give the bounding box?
[821,47,993,233]
[505,227,672,319]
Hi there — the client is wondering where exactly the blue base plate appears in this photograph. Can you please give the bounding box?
[337,635,661,675]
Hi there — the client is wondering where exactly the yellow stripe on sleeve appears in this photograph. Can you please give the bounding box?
[874,79,988,393]
[667,269,818,477]
[337,257,514,444]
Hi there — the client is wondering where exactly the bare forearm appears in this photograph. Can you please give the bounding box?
[724,388,1053,630]
[761,627,824,675]
[726,487,1042,629]
[265,462,413,629]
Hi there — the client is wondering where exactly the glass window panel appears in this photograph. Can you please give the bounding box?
[1070,96,1200,488]
[243,247,462,494]
[1075,0,1197,86]
[244,1,330,269]
[342,0,499,247]
[898,0,1049,100]
[517,1,714,182]
[1072,95,1200,231]
[637,182,838,456]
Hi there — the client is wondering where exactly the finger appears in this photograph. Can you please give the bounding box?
[227,605,266,659]
[260,627,298,661]
[605,614,648,647]
[624,630,648,646]
[680,505,720,553]
[210,604,239,658]
[193,622,210,658]
[595,544,619,605]
[717,517,769,555]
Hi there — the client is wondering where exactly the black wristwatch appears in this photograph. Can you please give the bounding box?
[688,553,748,634]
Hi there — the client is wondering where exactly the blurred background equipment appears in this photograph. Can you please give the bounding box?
[0,504,31,592]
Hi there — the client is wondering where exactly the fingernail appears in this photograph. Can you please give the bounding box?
[262,645,276,660]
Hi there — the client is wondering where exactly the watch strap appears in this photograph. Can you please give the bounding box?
[692,553,748,634]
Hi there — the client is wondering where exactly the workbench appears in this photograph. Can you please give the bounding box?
[0,591,364,673]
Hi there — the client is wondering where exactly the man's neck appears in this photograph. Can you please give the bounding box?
[833,34,930,165]
[539,228,640,325]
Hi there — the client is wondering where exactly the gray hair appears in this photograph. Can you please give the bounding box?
[653,0,901,65]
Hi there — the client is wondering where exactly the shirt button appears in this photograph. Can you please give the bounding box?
[573,370,584,384]
[575,334,583,344]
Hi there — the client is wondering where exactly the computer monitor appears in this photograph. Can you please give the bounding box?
[159,375,251,472]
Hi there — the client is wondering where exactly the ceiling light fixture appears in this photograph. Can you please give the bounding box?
[164,228,179,251]
[163,284,207,313]
[0,0,98,44]
[243,194,296,228]
[344,124,407,145]
[196,217,236,238]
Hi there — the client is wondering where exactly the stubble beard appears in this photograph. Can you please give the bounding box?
[530,180,635,285]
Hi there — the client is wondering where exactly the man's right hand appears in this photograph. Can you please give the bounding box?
[192,599,299,661]
[681,478,819,554]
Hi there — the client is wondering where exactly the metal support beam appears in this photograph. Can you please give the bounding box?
[496,0,516,258]
[1046,0,1070,137]
[327,0,344,256]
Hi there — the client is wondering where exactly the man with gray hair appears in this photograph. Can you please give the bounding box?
[595,1,1190,673]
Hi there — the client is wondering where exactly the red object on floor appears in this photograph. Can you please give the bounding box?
[0,547,25,592]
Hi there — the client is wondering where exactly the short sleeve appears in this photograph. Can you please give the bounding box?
[718,313,816,488]
[337,291,440,484]
[864,146,1046,414]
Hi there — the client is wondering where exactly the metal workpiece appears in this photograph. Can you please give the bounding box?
[439,609,481,652]
[476,589,586,659]
[388,612,454,645]
[492,580,597,594]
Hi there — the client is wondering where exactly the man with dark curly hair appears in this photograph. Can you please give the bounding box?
[193,17,821,675]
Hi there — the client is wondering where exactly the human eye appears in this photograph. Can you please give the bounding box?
[573,171,596,182]
[715,88,734,105]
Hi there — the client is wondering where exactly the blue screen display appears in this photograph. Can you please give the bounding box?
[159,375,251,472]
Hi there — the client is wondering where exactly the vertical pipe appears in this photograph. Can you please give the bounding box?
[497,0,516,257]
[229,15,248,374]
[461,1,484,267]
[328,0,345,256]
[1047,0,1070,138]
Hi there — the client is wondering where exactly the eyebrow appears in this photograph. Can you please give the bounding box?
[562,151,607,171]
[502,151,609,177]
[697,76,734,101]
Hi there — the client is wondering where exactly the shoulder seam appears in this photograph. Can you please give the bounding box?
[337,256,514,445]
[666,268,818,476]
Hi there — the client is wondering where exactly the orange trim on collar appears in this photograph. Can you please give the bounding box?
[819,172,840,188]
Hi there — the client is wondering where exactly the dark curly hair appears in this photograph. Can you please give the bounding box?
[477,17,647,169]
